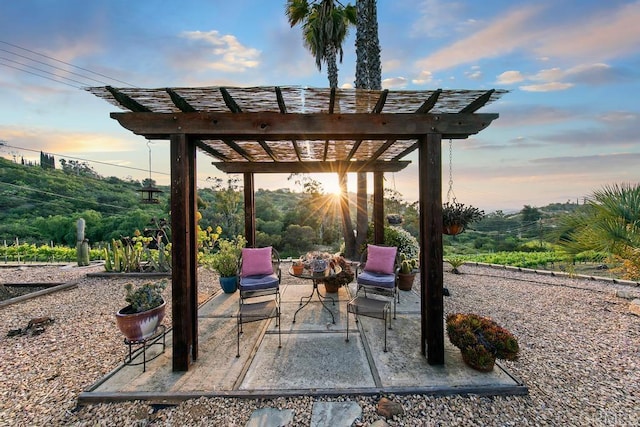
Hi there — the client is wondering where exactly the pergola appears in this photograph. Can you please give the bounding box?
[88,86,505,372]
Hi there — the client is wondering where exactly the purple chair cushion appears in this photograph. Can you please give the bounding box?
[241,247,273,277]
[357,270,396,289]
[364,245,397,275]
[240,273,280,291]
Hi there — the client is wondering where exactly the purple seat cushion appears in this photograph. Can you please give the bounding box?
[364,245,397,275]
[241,247,273,277]
[357,270,396,289]
[240,273,279,291]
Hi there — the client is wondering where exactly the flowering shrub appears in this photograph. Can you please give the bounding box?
[365,225,420,259]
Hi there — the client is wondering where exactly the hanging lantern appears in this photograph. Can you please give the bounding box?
[139,141,162,204]
[138,179,162,204]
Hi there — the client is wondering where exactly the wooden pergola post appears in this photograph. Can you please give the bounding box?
[373,171,384,244]
[170,134,198,371]
[419,133,444,364]
[243,172,255,247]
[356,172,368,257]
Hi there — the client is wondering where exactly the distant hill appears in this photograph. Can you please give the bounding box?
[0,157,168,244]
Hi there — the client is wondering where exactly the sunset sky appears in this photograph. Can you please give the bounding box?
[1,0,639,212]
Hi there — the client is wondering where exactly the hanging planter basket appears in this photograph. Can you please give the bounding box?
[443,223,464,236]
[386,214,403,225]
[442,201,484,236]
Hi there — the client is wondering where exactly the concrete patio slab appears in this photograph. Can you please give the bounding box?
[79,274,527,405]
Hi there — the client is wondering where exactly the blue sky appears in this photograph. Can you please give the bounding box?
[1,0,639,212]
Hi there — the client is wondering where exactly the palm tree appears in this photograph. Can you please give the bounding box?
[556,183,640,279]
[354,0,381,89]
[286,0,356,88]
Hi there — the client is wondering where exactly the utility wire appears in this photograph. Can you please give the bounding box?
[0,49,108,85]
[0,61,84,89]
[0,40,137,87]
[1,142,169,176]
[0,181,131,210]
[0,56,97,88]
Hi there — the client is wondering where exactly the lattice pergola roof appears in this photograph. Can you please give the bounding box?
[87,86,506,173]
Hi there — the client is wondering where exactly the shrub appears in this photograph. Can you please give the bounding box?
[365,224,420,259]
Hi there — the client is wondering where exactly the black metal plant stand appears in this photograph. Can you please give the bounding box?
[123,325,167,372]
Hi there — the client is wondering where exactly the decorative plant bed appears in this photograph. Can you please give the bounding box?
[0,281,78,308]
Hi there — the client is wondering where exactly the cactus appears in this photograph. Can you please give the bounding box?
[76,218,90,266]
[104,247,113,271]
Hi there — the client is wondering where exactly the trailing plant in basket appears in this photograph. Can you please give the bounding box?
[446,313,519,371]
[442,201,484,231]
[123,280,167,313]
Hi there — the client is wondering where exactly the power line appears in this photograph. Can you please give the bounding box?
[0,181,131,210]
[0,61,84,90]
[0,40,137,87]
[0,47,111,86]
[0,56,97,88]
[0,142,169,176]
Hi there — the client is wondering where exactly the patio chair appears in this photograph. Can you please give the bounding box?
[354,244,400,319]
[236,246,281,357]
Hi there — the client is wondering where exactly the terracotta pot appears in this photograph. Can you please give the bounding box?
[444,223,464,235]
[292,264,304,275]
[398,272,415,291]
[116,300,166,341]
[323,282,340,293]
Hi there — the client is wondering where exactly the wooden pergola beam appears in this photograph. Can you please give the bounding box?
[212,160,410,174]
[111,112,498,140]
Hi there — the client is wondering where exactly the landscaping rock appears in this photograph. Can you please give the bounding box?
[630,299,640,317]
[376,397,403,418]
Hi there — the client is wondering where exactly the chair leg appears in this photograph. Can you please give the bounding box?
[236,313,241,358]
[345,307,350,343]
[277,306,281,348]
[383,308,388,352]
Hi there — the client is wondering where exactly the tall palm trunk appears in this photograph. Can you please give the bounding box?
[326,46,339,88]
[355,0,381,89]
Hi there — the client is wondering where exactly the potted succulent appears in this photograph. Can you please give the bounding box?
[208,236,246,293]
[292,258,304,276]
[116,280,167,341]
[442,201,484,235]
[319,254,354,293]
[398,257,418,291]
[446,313,519,372]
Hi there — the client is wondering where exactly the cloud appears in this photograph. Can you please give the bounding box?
[382,77,408,89]
[520,82,574,92]
[414,5,544,72]
[411,0,467,38]
[535,114,640,147]
[180,30,261,73]
[415,2,640,76]
[412,70,434,85]
[499,62,630,92]
[495,105,579,127]
[497,71,525,85]
[533,2,640,62]
[464,66,482,80]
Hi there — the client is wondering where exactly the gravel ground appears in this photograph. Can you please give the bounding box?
[0,263,639,426]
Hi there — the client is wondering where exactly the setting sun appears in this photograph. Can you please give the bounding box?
[311,174,343,196]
